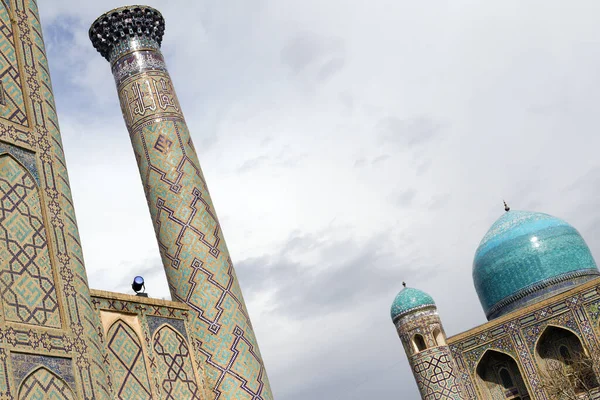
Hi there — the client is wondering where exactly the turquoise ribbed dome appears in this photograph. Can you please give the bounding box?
[473,210,599,320]
[390,287,435,321]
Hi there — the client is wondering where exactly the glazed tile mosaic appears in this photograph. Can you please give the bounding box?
[392,209,600,399]
[91,289,208,400]
[0,0,110,397]
[89,6,273,399]
[18,367,75,399]
[106,320,153,399]
[0,1,273,399]
[0,154,61,328]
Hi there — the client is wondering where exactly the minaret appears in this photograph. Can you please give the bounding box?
[391,284,464,399]
[89,7,273,400]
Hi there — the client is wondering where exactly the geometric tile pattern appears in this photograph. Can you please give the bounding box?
[88,7,274,398]
[439,278,600,400]
[0,154,60,328]
[153,324,200,400]
[107,320,152,400]
[412,347,463,400]
[0,2,28,127]
[394,308,464,399]
[0,0,111,397]
[90,290,206,400]
[17,367,75,400]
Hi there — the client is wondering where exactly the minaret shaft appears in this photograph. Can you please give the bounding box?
[90,7,273,399]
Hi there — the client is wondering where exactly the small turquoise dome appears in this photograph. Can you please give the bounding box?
[390,287,435,321]
[473,210,599,320]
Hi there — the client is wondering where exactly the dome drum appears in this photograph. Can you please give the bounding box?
[486,269,599,319]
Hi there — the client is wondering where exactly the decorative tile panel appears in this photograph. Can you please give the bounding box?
[107,320,152,399]
[0,153,60,328]
[412,347,463,399]
[0,1,27,128]
[153,324,200,400]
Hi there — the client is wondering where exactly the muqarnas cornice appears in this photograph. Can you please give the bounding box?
[89,5,165,62]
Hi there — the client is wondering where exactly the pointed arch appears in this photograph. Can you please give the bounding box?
[153,324,201,399]
[18,366,75,400]
[0,153,61,328]
[535,324,598,392]
[106,319,152,399]
[533,324,588,357]
[475,349,530,399]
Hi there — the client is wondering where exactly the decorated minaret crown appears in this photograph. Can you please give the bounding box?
[89,6,165,62]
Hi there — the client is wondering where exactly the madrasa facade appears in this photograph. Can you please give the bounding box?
[0,2,273,400]
[391,206,600,400]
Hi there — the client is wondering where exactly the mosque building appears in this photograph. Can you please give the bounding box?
[0,2,272,399]
[391,205,600,399]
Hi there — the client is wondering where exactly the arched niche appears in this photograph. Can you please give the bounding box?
[106,319,152,399]
[153,324,201,399]
[18,366,75,400]
[475,349,530,400]
[433,327,446,346]
[412,333,427,353]
[535,325,598,394]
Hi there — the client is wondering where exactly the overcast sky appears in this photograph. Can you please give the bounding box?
[37,1,600,398]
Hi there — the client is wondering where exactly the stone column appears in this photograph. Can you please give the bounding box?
[89,7,273,400]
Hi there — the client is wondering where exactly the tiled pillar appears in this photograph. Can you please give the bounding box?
[89,6,273,399]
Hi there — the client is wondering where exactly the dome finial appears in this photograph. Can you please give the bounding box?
[503,200,510,212]
[402,281,406,288]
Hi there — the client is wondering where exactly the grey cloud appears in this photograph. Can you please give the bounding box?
[237,155,270,173]
[416,159,432,176]
[316,57,346,82]
[354,158,367,168]
[281,32,346,80]
[272,147,307,169]
[392,189,417,207]
[378,116,444,148]
[235,229,427,400]
[372,154,390,165]
[566,166,600,193]
[428,193,451,210]
[260,136,274,147]
[354,155,390,169]
[236,230,432,320]
[339,92,354,114]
